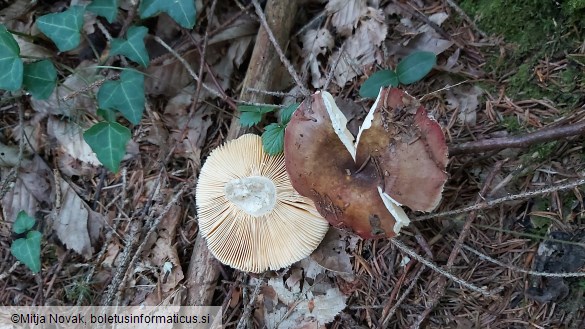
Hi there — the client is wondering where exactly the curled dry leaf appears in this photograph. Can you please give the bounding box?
[326,0,367,36]
[284,88,448,239]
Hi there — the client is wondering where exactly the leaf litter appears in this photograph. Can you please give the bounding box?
[0,0,584,327]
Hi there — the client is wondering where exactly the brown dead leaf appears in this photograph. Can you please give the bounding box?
[333,7,387,87]
[326,0,367,36]
[146,203,184,293]
[47,117,101,167]
[303,29,334,88]
[306,228,354,279]
[445,85,483,126]
[0,155,53,222]
[53,179,104,259]
[264,272,348,328]
[163,89,213,166]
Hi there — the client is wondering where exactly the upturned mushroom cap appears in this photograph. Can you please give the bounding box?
[196,134,329,273]
[284,88,448,239]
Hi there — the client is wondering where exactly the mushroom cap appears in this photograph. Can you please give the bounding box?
[196,134,329,273]
[284,88,448,239]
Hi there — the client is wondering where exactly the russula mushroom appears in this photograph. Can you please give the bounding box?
[284,88,448,239]
[196,134,329,273]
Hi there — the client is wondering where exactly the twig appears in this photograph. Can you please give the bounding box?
[411,160,503,328]
[245,88,302,98]
[449,119,585,155]
[389,239,495,296]
[236,275,265,329]
[250,0,309,97]
[323,43,345,91]
[444,0,488,38]
[462,244,585,277]
[381,264,425,327]
[414,177,585,221]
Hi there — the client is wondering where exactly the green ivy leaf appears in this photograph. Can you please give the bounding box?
[238,105,275,127]
[110,26,149,67]
[359,70,399,98]
[139,0,196,29]
[11,231,42,273]
[13,210,36,234]
[0,24,23,91]
[97,70,145,124]
[83,122,131,172]
[87,0,118,23]
[36,5,85,52]
[97,108,117,122]
[262,123,286,155]
[396,51,437,85]
[23,60,57,100]
[280,103,300,125]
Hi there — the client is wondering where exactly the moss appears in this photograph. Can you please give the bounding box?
[501,115,524,133]
[459,0,585,103]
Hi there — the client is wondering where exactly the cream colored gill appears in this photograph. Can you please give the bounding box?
[377,186,411,235]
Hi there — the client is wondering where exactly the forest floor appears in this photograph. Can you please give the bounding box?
[0,0,584,328]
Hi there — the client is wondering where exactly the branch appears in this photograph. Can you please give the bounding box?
[449,119,585,155]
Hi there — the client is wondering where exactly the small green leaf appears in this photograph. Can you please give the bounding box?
[36,5,85,52]
[110,26,149,67]
[87,0,118,23]
[97,70,145,124]
[139,0,196,29]
[262,123,286,155]
[0,24,23,91]
[280,103,300,125]
[97,108,117,122]
[83,122,131,172]
[396,51,437,85]
[11,231,42,273]
[13,210,36,234]
[238,105,275,127]
[359,70,399,98]
[23,60,57,99]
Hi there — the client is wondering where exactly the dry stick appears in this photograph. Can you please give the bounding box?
[449,119,585,155]
[414,177,585,221]
[461,245,585,277]
[236,276,265,329]
[410,160,504,329]
[381,265,426,327]
[250,0,309,98]
[389,239,494,297]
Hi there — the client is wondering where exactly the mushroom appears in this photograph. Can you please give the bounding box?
[196,134,329,273]
[284,88,448,239]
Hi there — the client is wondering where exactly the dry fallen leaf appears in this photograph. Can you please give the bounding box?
[0,155,52,222]
[333,7,387,87]
[303,29,334,88]
[47,117,101,166]
[446,85,483,126]
[326,0,367,36]
[53,179,103,259]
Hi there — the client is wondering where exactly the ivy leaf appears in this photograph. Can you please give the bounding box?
[11,231,42,273]
[97,70,145,124]
[396,51,437,85]
[83,122,131,172]
[0,24,23,91]
[36,5,85,52]
[280,103,300,125]
[13,211,36,234]
[139,0,196,29]
[97,108,117,122]
[23,60,57,100]
[359,70,399,99]
[110,26,149,67]
[87,0,118,23]
[262,123,286,155]
[238,105,275,127]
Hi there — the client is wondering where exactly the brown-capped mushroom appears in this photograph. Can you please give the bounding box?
[284,88,448,239]
[196,134,329,273]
